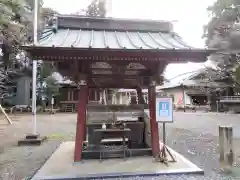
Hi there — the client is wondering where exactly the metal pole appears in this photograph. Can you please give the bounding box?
[162,122,166,144]
[181,84,186,111]
[33,0,38,45]
[51,96,54,113]
[32,0,38,135]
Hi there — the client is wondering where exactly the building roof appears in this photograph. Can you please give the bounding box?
[158,80,229,90]
[158,68,230,90]
[57,15,174,31]
[39,29,194,50]
[21,14,215,65]
[37,15,196,50]
[23,16,216,89]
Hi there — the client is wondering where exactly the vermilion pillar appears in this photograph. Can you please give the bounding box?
[148,85,160,157]
[74,80,88,162]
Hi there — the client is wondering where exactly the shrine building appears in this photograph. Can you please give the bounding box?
[23,15,214,162]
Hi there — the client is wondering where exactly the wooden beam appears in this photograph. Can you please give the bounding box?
[87,68,149,75]
[23,46,214,63]
[57,59,163,80]
[88,74,147,79]
[87,84,140,88]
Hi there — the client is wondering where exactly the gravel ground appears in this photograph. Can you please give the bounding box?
[0,113,240,180]
[95,128,240,180]
[0,114,76,180]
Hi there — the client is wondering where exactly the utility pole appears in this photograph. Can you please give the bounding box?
[32,0,38,135]
[18,0,46,146]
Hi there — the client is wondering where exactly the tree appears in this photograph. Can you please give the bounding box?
[0,0,32,103]
[37,61,57,107]
[0,0,59,108]
[72,0,107,17]
[0,63,15,101]
[40,7,59,27]
[0,0,57,61]
[0,0,27,64]
[37,62,53,93]
[203,0,240,48]
[44,76,60,105]
[86,0,106,17]
[203,1,240,95]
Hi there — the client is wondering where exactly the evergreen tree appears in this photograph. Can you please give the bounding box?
[203,0,240,94]
[86,0,106,17]
[0,0,58,104]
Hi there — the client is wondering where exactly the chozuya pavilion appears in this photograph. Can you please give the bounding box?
[24,15,214,178]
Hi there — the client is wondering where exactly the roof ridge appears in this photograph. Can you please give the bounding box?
[56,14,172,24]
[54,15,173,33]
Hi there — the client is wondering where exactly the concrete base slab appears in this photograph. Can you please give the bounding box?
[26,134,40,139]
[32,141,203,180]
[18,136,47,146]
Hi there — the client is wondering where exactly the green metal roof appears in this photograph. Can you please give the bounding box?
[38,28,193,50]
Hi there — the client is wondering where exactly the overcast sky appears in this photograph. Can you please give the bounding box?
[43,0,215,80]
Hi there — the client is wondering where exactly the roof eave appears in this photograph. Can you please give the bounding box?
[22,45,216,54]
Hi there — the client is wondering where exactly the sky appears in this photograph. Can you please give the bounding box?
[43,0,216,80]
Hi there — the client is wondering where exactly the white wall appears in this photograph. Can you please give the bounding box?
[113,89,193,107]
[16,76,31,105]
[161,87,193,107]
[3,76,31,106]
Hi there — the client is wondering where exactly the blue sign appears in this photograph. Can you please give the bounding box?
[156,97,173,122]
[159,101,170,117]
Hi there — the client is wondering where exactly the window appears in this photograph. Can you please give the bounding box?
[13,87,17,93]
[12,87,17,96]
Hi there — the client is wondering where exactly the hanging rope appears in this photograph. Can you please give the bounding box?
[112,93,116,104]
[144,94,148,104]
[99,90,106,104]
[99,91,103,104]
[103,89,107,105]
[127,92,132,105]
[135,91,139,104]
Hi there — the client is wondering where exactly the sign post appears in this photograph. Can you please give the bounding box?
[51,97,54,113]
[155,96,175,163]
[156,96,173,144]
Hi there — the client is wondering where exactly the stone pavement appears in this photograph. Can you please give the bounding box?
[32,141,203,179]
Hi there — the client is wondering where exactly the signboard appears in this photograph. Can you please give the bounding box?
[156,96,173,123]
